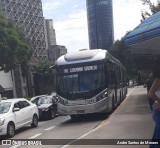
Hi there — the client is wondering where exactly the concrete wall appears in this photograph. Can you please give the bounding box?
[0,71,15,98]
[0,71,13,90]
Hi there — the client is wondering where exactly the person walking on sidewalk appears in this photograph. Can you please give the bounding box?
[145,73,154,110]
[148,57,160,148]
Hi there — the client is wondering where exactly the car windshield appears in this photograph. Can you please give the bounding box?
[0,102,11,114]
[37,97,52,105]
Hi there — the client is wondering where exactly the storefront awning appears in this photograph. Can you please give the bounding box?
[125,11,160,56]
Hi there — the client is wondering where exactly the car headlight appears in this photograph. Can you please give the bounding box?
[42,108,49,111]
[0,118,5,126]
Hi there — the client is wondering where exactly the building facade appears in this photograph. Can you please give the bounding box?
[49,45,67,65]
[44,19,57,63]
[0,0,67,97]
[86,0,114,50]
[45,19,57,48]
[43,19,67,65]
[0,0,47,97]
[0,0,47,64]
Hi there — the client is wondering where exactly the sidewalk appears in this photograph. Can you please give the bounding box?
[69,86,155,148]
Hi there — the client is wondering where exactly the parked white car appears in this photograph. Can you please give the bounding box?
[0,98,39,138]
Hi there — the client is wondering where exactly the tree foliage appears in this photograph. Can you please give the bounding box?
[108,37,137,78]
[140,0,160,19]
[110,1,160,79]
[32,62,55,95]
[32,62,52,77]
[0,12,33,72]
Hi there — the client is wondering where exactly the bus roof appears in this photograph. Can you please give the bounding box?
[56,49,120,66]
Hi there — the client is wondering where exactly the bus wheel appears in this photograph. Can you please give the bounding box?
[120,91,122,102]
[70,115,79,120]
[112,96,115,111]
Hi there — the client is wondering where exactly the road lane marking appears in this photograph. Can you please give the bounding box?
[61,120,111,148]
[126,86,137,97]
[45,126,56,131]
[28,133,42,139]
[10,145,19,148]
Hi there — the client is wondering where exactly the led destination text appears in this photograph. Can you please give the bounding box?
[64,65,98,73]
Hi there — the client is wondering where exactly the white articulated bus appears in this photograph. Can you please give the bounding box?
[53,49,128,119]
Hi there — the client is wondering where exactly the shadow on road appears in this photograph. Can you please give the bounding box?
[61,113,110,125]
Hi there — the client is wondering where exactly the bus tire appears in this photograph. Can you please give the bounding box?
[126,87,128,95]
[112,95,115,111]
[120,91,122,102]
[70,115,78,120]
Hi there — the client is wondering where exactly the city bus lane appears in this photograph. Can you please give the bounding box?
[1,109,110,148]
[63,86,154,148]
[0,87,139,148]
[9,87,138,148]
[22,113,109,148]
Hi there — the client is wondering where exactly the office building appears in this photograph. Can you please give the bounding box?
[86,0,114,49]
[49,45,67,65]
[44,19,57,48]
[0,0,47,97]
[44,19,57,63]
[44,19,67,65]
[0,0,47,64]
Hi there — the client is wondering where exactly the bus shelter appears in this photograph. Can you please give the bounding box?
[124,11,160,69]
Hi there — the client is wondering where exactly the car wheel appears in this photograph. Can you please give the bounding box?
[31,114,38,128]
[50,110,55,119]
[7,122,15,138]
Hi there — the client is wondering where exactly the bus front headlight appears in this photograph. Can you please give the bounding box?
[96,92,107,102]
[58,97,68,105]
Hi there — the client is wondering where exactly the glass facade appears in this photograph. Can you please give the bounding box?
[86,0,114,50]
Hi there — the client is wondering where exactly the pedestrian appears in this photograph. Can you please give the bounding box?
[145,73,154,110]
[148,57,160,148]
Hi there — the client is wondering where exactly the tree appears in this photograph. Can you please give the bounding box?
[140,0,160,19]
[0,12,33,73]
[32,62,55,95]
[109,37,137,79]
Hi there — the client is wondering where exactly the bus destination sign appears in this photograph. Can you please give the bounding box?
[64,65,98,74]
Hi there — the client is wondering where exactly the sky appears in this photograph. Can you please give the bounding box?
[41,0,158,53]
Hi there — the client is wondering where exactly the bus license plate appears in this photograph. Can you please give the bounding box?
[77,110,85,114]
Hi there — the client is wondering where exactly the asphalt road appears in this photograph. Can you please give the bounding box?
[1,86,153,148]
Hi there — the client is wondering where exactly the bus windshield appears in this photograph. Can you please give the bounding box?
[57,70,106,100]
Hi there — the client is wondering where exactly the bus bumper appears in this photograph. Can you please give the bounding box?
[57,98,109,115]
